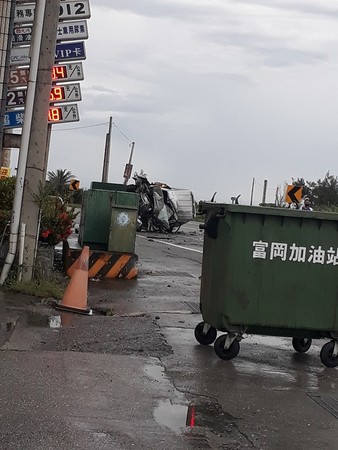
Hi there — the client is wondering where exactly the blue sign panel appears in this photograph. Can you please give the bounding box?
[3,110,25,129]
[55,42,86,62]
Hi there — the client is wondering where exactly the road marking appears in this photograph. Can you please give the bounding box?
[137,235,203,253]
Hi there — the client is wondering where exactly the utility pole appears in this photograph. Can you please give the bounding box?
[262,179,268,204]
[275,186,280,206]
[123,141,135,185]
[101,116,112,182]
[20,0,61,281]
[250,177,255,206]
[1,0,52,285]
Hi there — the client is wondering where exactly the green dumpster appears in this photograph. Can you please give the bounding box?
[90,181,127,192]
[195,202,338,368]
[79,189,138,252]
[108,191,139,253]
[79,189,112,248]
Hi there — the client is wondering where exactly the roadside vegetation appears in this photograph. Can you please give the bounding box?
[8,278,65,300]
[0,168,79,298]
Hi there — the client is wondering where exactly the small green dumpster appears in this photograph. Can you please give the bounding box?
[195,203,338,368]
[90,181,127,192]
[108,191,139,253]
[79,189,111,248]
[79,189,138,253]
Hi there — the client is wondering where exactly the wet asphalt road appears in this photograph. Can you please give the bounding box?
[1,221,338,449]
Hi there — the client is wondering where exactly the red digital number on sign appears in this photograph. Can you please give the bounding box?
[50,86,65,102]
[48,107,62,122]
[52,66,67,80]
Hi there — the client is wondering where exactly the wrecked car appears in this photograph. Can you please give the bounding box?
[127,172,195,232]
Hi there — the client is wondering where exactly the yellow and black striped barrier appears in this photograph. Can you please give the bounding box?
[63,243,138,279]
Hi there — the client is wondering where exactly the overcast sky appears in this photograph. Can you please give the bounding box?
[44,0,338,204]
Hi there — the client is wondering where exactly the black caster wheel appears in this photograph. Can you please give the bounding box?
[292,337,312,353]
[214,334,240,361]
[194,322,217,345]
[320,341,338,368]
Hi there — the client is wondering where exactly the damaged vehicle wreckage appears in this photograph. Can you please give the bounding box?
[127,171,195,233]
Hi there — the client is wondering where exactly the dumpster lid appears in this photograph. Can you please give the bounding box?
[199,202,338,222]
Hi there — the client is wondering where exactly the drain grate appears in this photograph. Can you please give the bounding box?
[181,301,201,314]
[307,393,338,419]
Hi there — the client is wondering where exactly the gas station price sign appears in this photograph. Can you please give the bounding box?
[50,83,81,103]
[52,63,84,83]
[48,104,79,124]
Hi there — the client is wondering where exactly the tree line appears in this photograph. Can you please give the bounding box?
[293,172,338,211]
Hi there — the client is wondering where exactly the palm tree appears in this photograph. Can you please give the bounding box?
[47,169,75,196]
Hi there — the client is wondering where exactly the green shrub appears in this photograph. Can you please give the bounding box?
[0,177,15,236]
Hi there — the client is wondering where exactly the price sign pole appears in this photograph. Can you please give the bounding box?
[20,0,62,281]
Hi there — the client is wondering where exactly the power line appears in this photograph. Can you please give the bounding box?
[113,122,133,143]
[52,119,134,143]
[53,121,108,132]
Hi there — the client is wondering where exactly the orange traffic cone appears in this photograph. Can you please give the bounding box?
[55,246,92,315]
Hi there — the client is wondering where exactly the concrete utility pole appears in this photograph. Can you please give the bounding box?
[123,141,135,185]
[262,179,268,204]
[0,0,15,162]
[250,177,255,206]
[0,0,48,285]
[101,116,113,182]
[20,0,61,281]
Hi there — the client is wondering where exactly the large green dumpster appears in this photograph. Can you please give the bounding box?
[195,202,338,368]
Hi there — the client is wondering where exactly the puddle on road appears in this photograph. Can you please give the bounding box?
[25,310,74,328]
[49,316,62,328]
[146,361,237,438]
[144,363,166,382]
[153,400,237,435]
[154,400,188,434]
[247,335,292,349]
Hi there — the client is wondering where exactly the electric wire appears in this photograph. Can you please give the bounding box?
[52,121,133,144]
[53,121,108,131]
[112,122,133,143]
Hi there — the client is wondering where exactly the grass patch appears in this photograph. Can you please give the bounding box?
[8,278,66,300]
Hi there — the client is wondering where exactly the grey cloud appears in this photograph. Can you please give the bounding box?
[85,85,119,95]
[198,72,254,86]
[208,31,327,67]
[84,89,174,116]
[235,0,338,19]
[94,0,338,23]
[260,47,326,67]
[94,0,220,21]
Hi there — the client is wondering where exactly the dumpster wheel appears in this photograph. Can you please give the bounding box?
[292,337,312,353]
[214,334,240,361]
[320,341,338,368]
[194,322,217,345]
